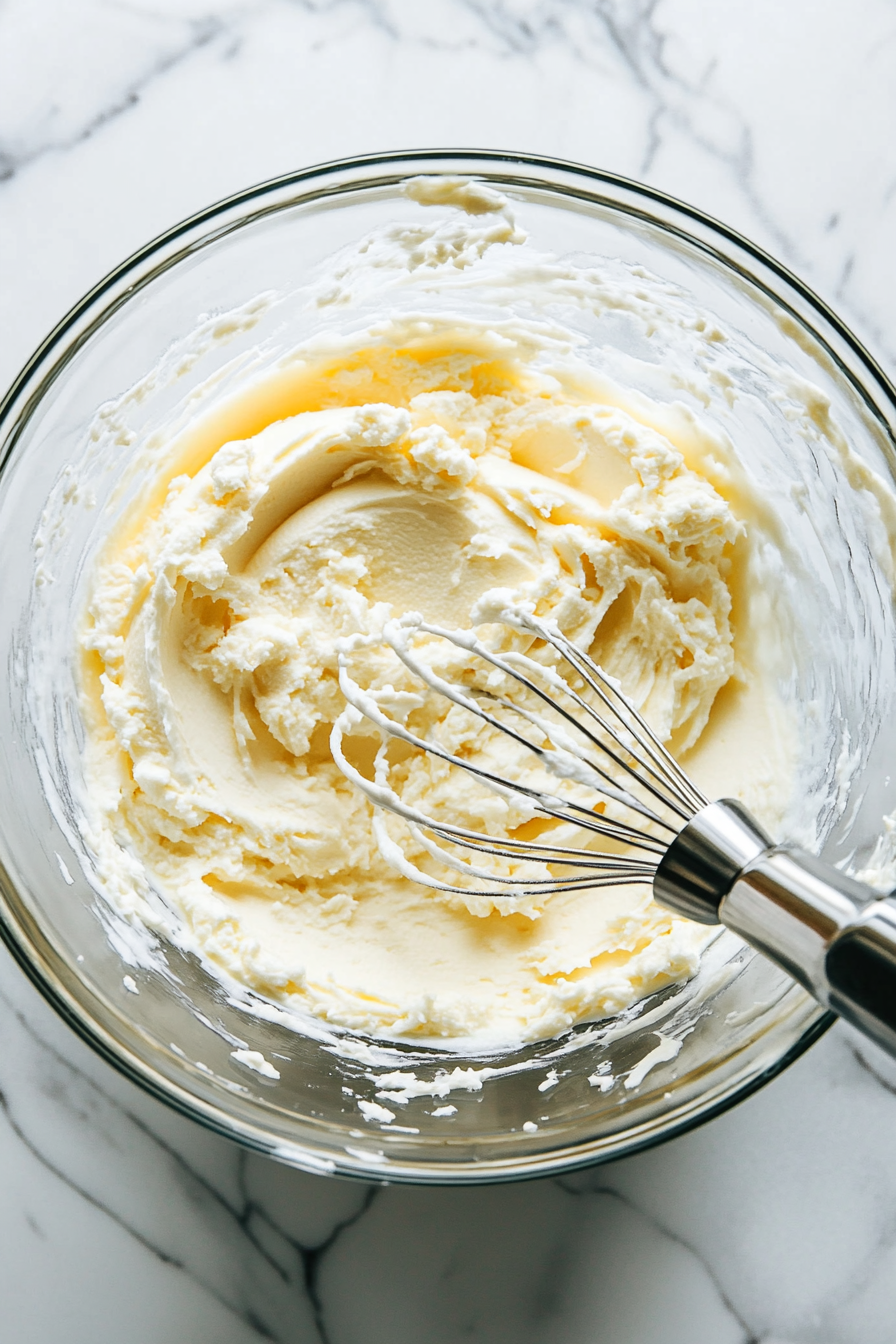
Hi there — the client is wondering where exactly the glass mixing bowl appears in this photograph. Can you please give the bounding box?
[2,151,895,1184]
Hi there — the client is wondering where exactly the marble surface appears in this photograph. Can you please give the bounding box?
[3,1,896,1339]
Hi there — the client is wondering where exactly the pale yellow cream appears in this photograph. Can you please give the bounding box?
[79,316,794,1046]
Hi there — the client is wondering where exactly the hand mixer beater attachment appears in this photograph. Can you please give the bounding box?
[332,609,896,1058]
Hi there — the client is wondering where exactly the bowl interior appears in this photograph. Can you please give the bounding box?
[2,154,894,1181]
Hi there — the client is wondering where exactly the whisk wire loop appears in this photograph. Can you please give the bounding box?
[331,609,708,901]
[528,620,708,817]
[335,663,664,852]
[384,612,705,825]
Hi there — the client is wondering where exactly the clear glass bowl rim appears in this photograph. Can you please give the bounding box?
[5,147,895,1184]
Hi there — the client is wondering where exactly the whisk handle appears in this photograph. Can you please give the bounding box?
[825,903,896,1054]
[656,800,896,1057]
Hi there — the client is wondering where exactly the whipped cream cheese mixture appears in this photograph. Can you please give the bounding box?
[78,179,796,1047]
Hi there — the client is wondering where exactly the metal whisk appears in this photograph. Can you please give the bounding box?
[332,608,896,1058]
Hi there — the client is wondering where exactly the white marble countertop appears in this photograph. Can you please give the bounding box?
[3,2,896,1340]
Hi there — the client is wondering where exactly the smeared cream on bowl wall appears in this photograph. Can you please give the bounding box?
[79,178,796,1047]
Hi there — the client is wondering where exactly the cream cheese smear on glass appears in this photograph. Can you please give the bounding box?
[77,176,830,1051]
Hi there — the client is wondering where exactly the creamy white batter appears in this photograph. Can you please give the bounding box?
[78,182,797,1046]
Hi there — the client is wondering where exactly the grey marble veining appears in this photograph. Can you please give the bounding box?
[4,0,896,389]
[3,1,896,1339]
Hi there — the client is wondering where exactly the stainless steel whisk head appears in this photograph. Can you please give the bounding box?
[331,607,896,1061]
[331,607,707,900]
